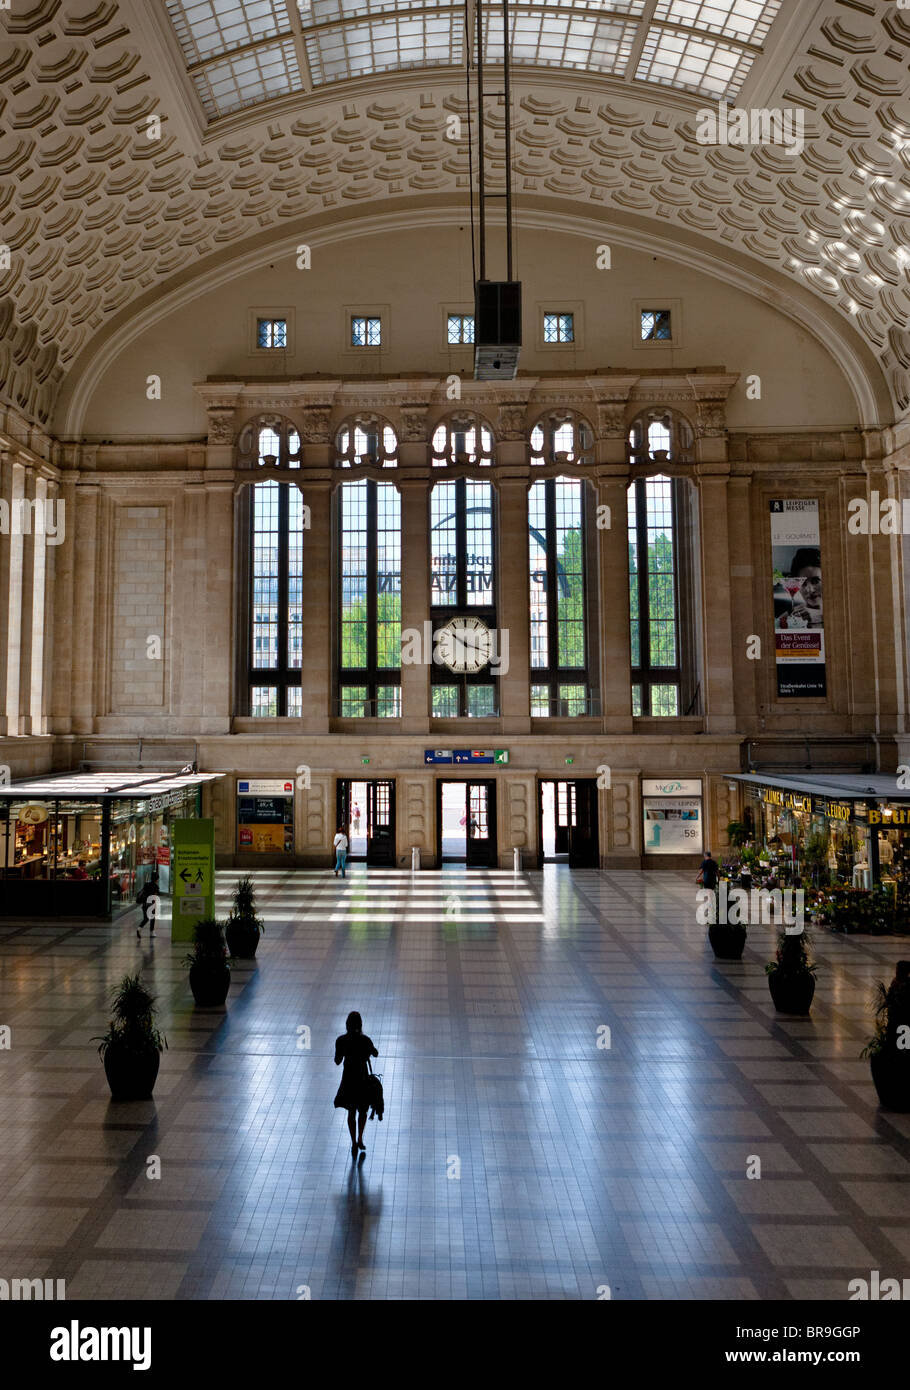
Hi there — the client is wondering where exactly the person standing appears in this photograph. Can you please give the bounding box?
[136,872,160,938]
[334,1011,378,1157]
[698,850,719,923]
[333,826,348,878]
[352,802,361,833]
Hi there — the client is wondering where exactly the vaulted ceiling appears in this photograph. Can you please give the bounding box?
[0,0,908,435]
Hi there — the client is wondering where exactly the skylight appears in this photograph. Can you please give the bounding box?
[163,0,783,121]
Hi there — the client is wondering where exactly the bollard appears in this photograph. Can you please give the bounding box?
[513,847,521,873]
[411,845,420,872]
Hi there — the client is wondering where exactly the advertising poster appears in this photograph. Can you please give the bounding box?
[770,499,825,698]
[642,779,703,856]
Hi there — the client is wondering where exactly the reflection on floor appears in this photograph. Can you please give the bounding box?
[1,867,909,1300]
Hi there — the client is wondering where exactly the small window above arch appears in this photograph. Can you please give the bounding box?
[529,409,594,467]
[236,415,302,470]
[627,409,694,466]
[335,414,398,469]
[430,412,495,468]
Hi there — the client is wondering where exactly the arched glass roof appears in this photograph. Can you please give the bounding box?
[163,0,783,121]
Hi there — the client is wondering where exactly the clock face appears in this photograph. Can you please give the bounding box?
[436,617,492,673]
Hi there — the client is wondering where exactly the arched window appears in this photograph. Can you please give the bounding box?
[627,409,693,466]
[430,412,495,467]
[337,478,401,717]
[628,474,680,716]
[238,415,302,469]
[529,410,594,467]
[430,478,497,716]
[335,414,398,468]
[528,477,596,716]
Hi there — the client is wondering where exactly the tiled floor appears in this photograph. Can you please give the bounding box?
[1,867,909,1300]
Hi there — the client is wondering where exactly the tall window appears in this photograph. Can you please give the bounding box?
[338,480,401,717]
[250,479,304,717]
[628,475,680,716]
[431,479,497,717]
[529,479,592,716]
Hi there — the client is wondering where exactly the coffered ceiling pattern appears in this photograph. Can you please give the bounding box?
[0,0,908,433]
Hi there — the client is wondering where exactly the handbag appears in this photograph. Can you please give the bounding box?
[695,869,704,885]
[366,1056,384,1122]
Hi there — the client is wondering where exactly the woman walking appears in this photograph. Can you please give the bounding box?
[334,1011,378,1157]
[333,826,348,878]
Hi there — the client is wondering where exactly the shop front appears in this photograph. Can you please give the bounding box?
[0,771,224,918]
[726,773,910,929]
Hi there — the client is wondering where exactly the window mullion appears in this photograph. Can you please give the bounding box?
[546,479,558,705]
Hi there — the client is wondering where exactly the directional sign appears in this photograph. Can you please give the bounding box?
[453,749,494,764]
[424,749,454,764]
[172,819,215,944]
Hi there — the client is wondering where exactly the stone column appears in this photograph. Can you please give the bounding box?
[497,466,531,733]
[69,482,103,734]
[596,469,634,732]
[50,473,77,733]
[203,482,234,731]
[698,469,738,734]
[398,466,430,733]
[20,472,49,735]
[0,458,25,735]
[300,476,332,734]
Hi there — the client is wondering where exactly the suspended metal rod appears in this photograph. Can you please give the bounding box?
[503,0,513,282]
[476,0,485,282]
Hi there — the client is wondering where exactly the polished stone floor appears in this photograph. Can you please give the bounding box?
[1,867,909,1300]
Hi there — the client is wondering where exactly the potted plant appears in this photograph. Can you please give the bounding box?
[725,820,750,849]
[765,927,817,1014]
[225,875,264,959]
[738,846,759,888]
[94,973,166,1101]
[184,918,232,1007]
[708,917,747,961]
[862,962,910,1111]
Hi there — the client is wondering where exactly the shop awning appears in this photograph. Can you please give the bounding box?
[0,771,224,799]
[725,772,910,805]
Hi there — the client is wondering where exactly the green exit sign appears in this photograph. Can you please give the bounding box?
[565,756,574,765]
[361,757,370,765]
[494,749,509,764]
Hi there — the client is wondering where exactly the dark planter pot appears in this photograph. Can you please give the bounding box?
[709,924,747,960]
[768,970,816,1015]
[870,1051,910,1112]
[189,960,230,1007]
[226,917,260,959]
[103,1045,160,1101]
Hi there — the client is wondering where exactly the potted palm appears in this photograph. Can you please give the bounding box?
[94,974,166,1101]
[225,875,264,959]
[185,918,232,1007]
[766,927,817,1014]
[862,961,910,1111]
[725,820,750,849]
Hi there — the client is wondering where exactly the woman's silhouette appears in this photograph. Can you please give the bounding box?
[334,1011,378,1157]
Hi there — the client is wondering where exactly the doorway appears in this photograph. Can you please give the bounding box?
[436,780,497,867]
[538,779,599,867]
[336,780,396,865]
